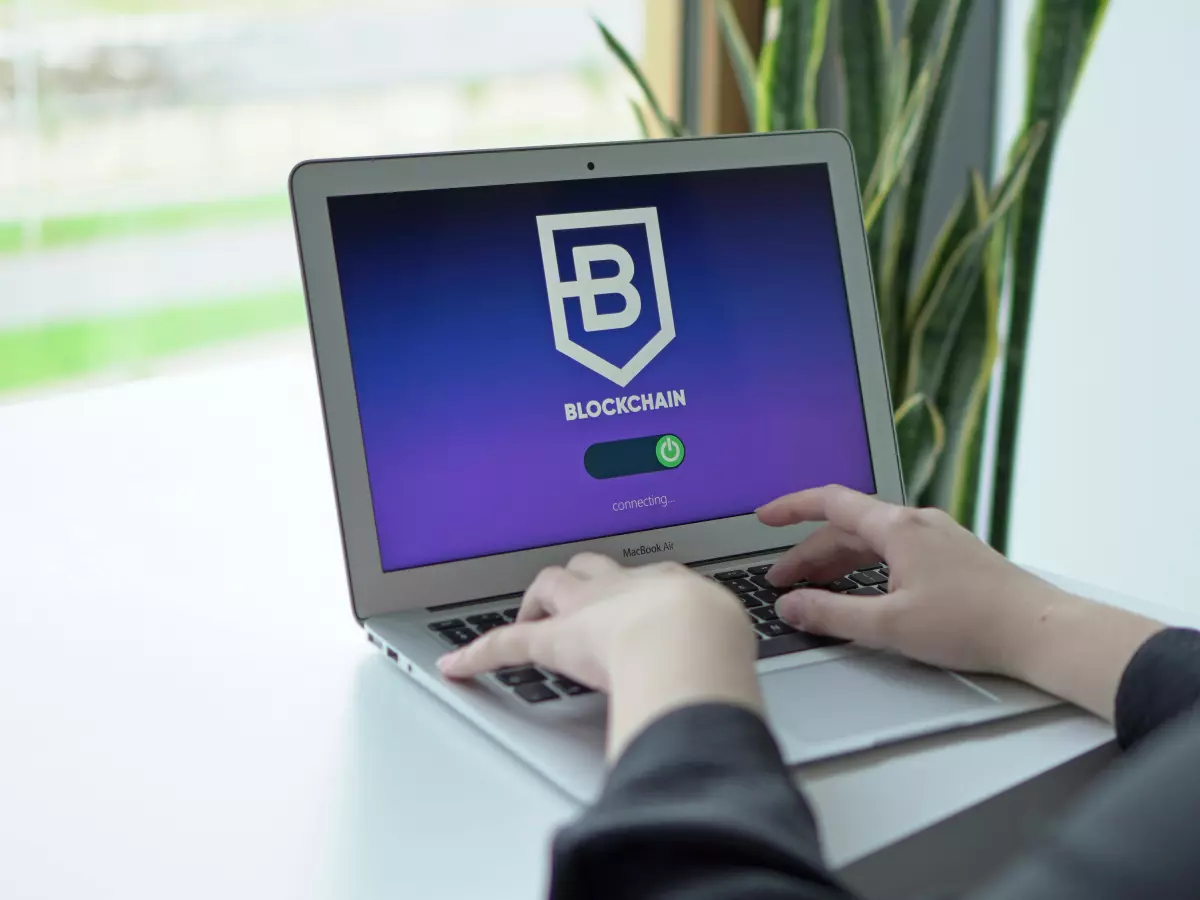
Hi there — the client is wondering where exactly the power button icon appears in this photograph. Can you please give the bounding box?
[655,434,685,469]
[583,434,687,479]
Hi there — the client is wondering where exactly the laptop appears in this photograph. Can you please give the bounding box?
[290,131,1057,803]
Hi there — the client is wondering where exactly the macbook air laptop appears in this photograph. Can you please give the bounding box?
[290,131,1057,803]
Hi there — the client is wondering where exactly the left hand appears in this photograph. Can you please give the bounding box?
[438,553,761,758]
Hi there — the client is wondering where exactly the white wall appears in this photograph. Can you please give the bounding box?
[997,1,1200,608]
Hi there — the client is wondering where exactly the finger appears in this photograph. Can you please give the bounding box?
[438,621,544,678]
[768,526,879,587]
[776,588,893,648]
[517,566,585,622]
[757,485,902,553]
[565,552,621,580]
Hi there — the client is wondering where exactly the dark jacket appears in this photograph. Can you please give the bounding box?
[551,628,1200,900]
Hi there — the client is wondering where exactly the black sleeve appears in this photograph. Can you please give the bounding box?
[550,629,1200,900]
[1114,627,1200,748]
[966,626,1200,900]
[549,703,853,900]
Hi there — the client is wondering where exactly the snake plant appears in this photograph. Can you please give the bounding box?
[598,0,1107,548]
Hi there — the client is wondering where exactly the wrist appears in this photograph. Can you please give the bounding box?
[604,596,761,759]
[994,585,1091,682]
[999,588,1164,719]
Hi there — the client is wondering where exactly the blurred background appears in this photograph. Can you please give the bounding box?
[2,0,1199,606]
[0,0,648,397]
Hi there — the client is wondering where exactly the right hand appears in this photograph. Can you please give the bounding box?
[756,485,1074,678]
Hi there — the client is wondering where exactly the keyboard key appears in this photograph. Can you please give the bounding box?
[879,566,889,577]
[739,594,764,609]
[473,620,505,634]
[553,677,594,696]
[428,619,466,631]
[849,570,888,587]
[757,631,846,659]
[750,575,806,593]
[466,612,506,626]
[515,682,559,703]
[824,577,858,593]
[756,620,797,639]
[437,627,477,646]
[713,570,749,582]
[857,562,886,572]
[747,564,773,575]
[502,607,520,621]
[847,586,885,596]
[724,579,757,595]
[496,667,546,686]
[752,588,781,603]
[753,606,780,622]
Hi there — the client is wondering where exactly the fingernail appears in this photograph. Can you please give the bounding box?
[437,651,460,673]
[776,592,805,625]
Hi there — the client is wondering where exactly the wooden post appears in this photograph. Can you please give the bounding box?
[695,0,764,135]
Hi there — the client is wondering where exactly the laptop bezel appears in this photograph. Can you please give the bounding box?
[290,131,903,621]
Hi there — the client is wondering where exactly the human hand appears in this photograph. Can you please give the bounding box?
[756,486,1164,720]
[438,553,761,757]
[756,485,1074,677]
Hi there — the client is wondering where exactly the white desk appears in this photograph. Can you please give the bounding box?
[1,340,1191,899]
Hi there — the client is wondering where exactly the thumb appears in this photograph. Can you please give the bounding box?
[777,588,891,647]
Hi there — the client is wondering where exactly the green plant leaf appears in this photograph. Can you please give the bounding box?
[838,0,891,184]
[918,173,997,522]
[595,17,684,137]
[628,100,650,139]
[905,129,1043,520]
[905,188,970,329]
[862,69,930,232]
[870,35,911,377]
[885,37,912,131]
[943,207,1008,526]
[757,0,830,131]
[876,0,974,406]
[906,123,1046,403]
[876,206,907,395]
[904,0,945,86]
[894,392,945,500]
[891,0,974,328]
[716,0,760,129]
[989,0,1110,552]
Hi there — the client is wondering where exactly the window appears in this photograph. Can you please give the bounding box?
[0,0,651,398]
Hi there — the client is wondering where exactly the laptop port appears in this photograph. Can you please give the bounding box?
[386,647,398,662]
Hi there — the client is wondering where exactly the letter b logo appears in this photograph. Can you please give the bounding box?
[537,207,675,387]
[572,244,640,332]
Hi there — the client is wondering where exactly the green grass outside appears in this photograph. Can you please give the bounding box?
[0,288,306,395]
[0,193,291,256]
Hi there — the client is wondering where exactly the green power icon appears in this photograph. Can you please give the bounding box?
[655,434,685,468]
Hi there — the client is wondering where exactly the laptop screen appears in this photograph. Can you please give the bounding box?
[328,163,875,572]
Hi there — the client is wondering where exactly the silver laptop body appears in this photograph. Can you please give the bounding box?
[290,131,1057,804]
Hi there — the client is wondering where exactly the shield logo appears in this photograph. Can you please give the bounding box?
[536,207,675,388]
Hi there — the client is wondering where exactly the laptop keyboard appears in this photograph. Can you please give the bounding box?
[418,563,890,704]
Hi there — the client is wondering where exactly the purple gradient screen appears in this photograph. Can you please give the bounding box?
[329,163,875,571]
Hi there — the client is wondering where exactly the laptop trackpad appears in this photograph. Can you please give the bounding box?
[762,653,996,746]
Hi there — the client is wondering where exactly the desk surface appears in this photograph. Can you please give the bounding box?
[1,342,1189,899]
